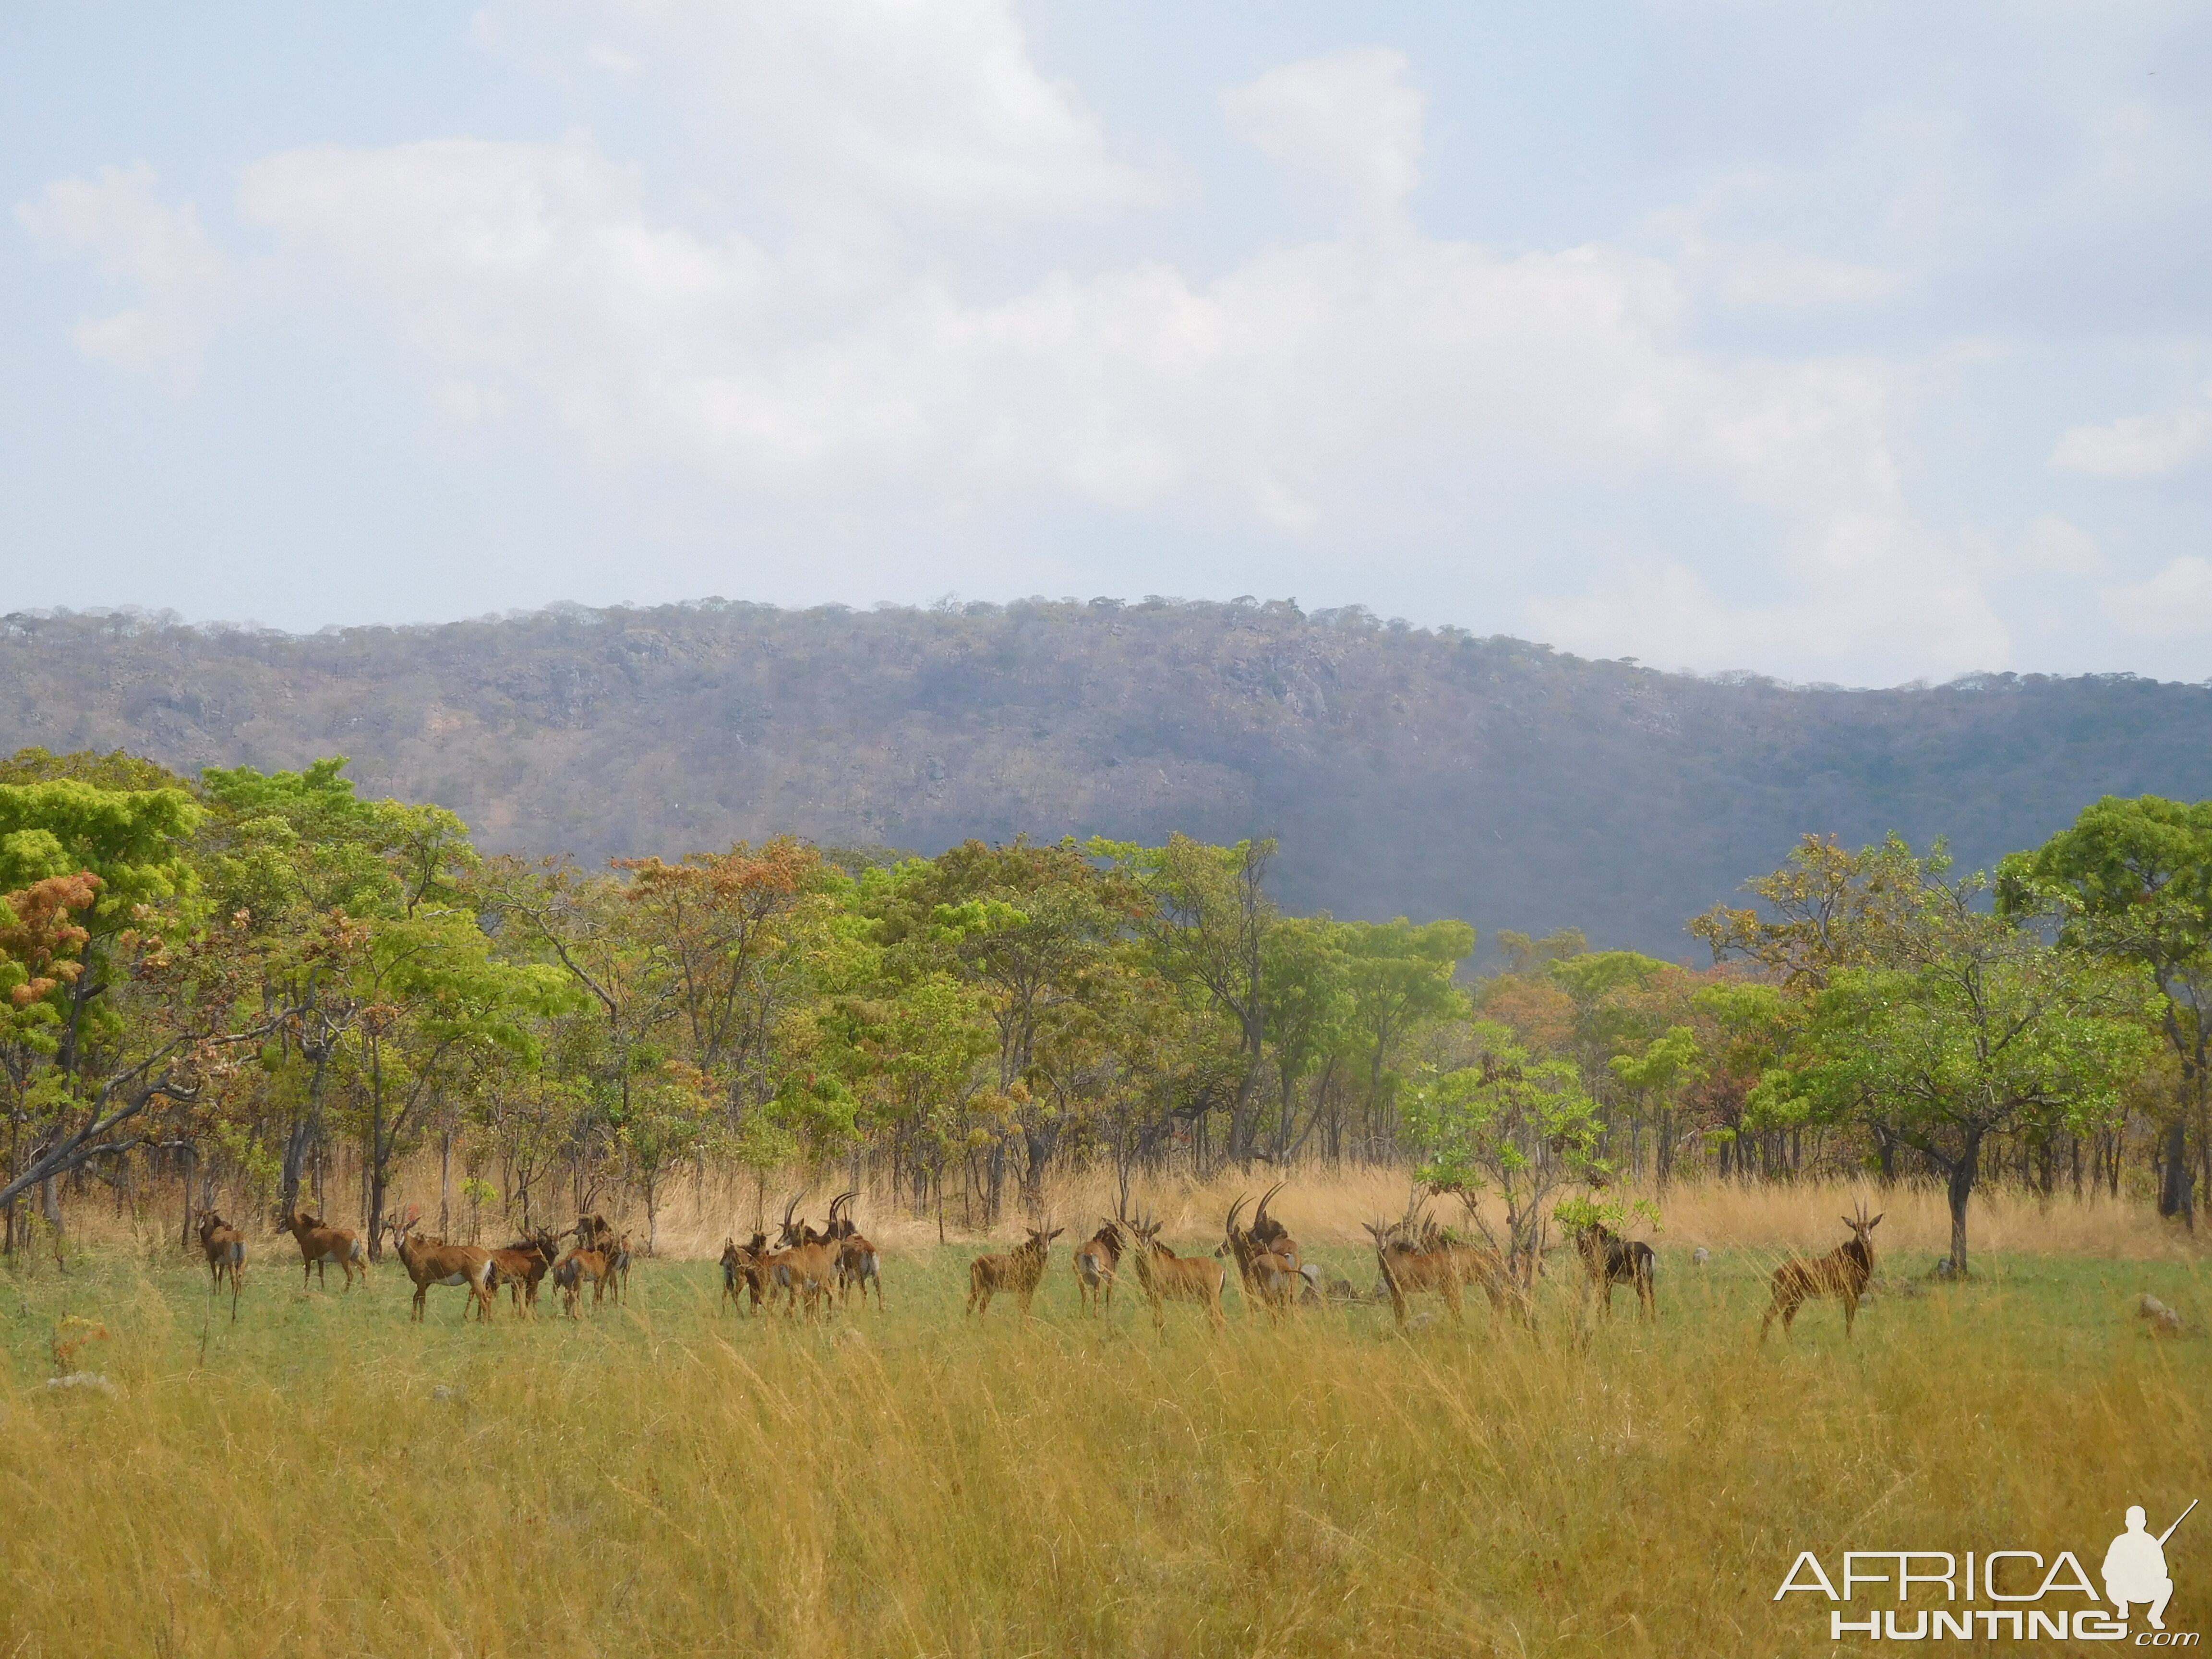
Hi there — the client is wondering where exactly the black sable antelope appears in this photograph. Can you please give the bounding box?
[1761,1203,1881,1341]
[1575,1222,1657,1322]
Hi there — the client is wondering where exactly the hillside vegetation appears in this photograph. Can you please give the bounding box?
[3,598,2210,956]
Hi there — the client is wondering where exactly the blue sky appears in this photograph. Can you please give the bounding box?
[7,2,2210,685]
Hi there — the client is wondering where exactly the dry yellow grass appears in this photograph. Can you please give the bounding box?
[4,1175,2206,1657]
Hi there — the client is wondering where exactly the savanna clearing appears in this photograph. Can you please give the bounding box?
[1,1177,2206,1659]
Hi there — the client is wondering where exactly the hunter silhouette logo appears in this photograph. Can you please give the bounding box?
[1775,1498,2198,1643]
[2107,1502,2195,1632]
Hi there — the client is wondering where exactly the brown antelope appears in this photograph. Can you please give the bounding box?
[1575,1222,1657,1323]
[575,1213,617,1253]
[280,1206,367,1291]
[966,1225,1061,1318]
[1220,1190,1300,1318]
[386,1220,498,1322]
[1124,1216,1226,1333]
[486,1230,562,1315]
[1761,1204,1881,1342]
[721,1232,771,1314]
[1072,1217,1123,1314]
[824,1192,883,1311]
[195,1210,245,1322]
[1365,1206,1524,1331]
[553,1246,616,1317]
[767,1197,841,1319]
[609,1232,634,1304]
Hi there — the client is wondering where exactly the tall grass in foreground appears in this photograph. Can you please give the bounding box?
[0,1206,2205,1658]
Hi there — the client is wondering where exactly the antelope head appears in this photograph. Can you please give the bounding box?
[1252,1181,1289,1249]
[1841,1202,1883,1247]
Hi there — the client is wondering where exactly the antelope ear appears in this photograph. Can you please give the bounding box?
[1841,1217,1855,1228]
[1867,1214,1883,1229]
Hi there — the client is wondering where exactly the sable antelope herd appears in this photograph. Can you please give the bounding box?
[168,1184,1916,1350]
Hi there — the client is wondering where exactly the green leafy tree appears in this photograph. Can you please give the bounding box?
[1403,1022,1605,1286]
[1759,860,2158,1273]
[2003,795,2212,1225]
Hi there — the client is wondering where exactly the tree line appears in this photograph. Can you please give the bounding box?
[0,746,2204,1274]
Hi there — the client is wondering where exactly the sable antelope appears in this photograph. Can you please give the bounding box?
[609,1232,634,1304]
[280,1207,367,1291]
[386,1219,498,1322]
[486,1230,562,1315]
[1220,1188,1300,1318]
[1364,1218,1465,1328]
[575,1213,617,1253]
[553,1246,616,1317]
[1575,1222,1657,1323]
[824,1192,883,1311]
[1760,1204,1881,1342]
[195,1209,245,1322]
[966,1225,1062,1318]
[1072,1217,1123,1314]
[767,1196,841,1319]
[721,1232,771,1314]
[1123,1216,1226,1333]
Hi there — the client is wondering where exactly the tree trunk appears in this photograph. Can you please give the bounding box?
[1946,1130,1982,1275]
[2157,1116,2196,1229]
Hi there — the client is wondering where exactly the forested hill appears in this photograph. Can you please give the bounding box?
[3,598,2208,957]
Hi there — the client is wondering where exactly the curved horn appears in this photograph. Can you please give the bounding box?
[781,1192,801,1229]
[1225,1193,1248,1237]
[1255,1180,1286,1229]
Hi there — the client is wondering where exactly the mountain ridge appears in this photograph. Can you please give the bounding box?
[4,597,2207,957]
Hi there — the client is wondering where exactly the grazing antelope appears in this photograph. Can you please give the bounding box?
[767,1197,841,1319]
[1123,1216,1226,1333]
[196,1210,245,1322]
[824,1193,883,1311]
[486,1230,561,1315]
[966,1225,1062,1318]
[721,1232,771,1314]
[386,1221,498,1323]
[1220,1189,1300,1318]
[1072,1217,1123,1314]
[280,1207,367,1291]
[553,1246,616,1317]
[1575,1223,1657,1323]
[1761,1204,1881,1342]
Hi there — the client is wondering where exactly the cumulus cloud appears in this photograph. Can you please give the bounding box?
[473,0,1160,223]
[2102,555,2212,638]
[2051,399,2211,477]
[16,164,225,375]
[19,16,2021,681]
[1221,48,1424,225]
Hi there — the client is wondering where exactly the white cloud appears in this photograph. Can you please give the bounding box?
[474,0,1160,222]
[22,22,2020,682]
[1221,48,1424,225]
[2102,555,2212,638]
[15,163,225,375]
[2019,513,2103,576]
[2051,400,2211,477]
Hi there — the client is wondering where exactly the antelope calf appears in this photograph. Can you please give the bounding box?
[1124,1217,1226,1333]
[196,1210,245,1322]
[1072,1218,1122,1314]
[966,1225,1062,1318]
[281,1207,367,1291]
[387,1223,498,1322]
[1575,1223,1657,1323]
[1761,1205,1881,1342]
[721,1232,771,1314]
[610,1232,634,1304]
[553,1247,615,1318]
